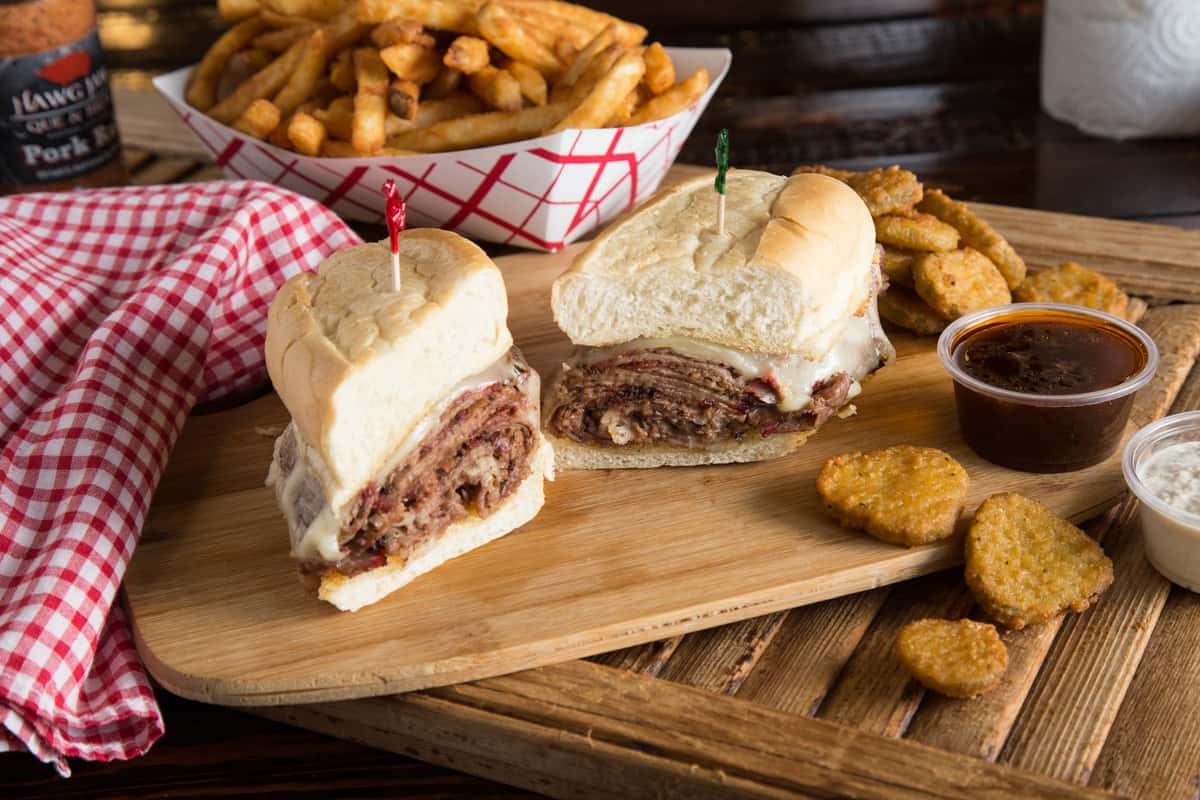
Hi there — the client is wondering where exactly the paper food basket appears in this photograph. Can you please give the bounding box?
[154,48,730,251]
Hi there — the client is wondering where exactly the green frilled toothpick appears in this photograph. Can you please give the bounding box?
[714,128,729,235]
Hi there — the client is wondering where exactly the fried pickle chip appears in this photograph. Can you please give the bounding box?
[847,165,923,217]
[912,247,1011,321]
[793,164,923,216]
[816,446,969,546]
[877,286,948,336]
[965,493,1114,629]
[896,618,1008,699]
[1013,262,1129,318]
[874,212,959,252]
[881,245,917,285]
[792,164,855,182]
[918,189,1026,289]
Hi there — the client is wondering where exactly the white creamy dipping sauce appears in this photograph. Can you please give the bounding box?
[1138,441,1200,517]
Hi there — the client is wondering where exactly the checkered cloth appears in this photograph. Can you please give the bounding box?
[0,180,360,776]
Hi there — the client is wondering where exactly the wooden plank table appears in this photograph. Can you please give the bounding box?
[8,3,1200,797]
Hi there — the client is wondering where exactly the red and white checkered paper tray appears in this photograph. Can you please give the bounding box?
[155,48,730,251]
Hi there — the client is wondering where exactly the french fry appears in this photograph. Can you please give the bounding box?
[642,42,674,94]
[355,0,479,33]
[389,99,571,151]
[424,65,462,99]
[467,64,522,111]
[314,100,352,139]
[370,18,433,48]
[388,78,420,119]
[606,86,637,126]
[385,113,416,137]
[261,0,340,20]
[379,42,442,84]
[329,58,355,92]
[322,139,418,157]
[412,90,484,125]
[442,35,490,74]
[268,113,295,148]
[259,9,320,26]
[288,111,327,155]
[353,47,390,153]
[556,23,614,91]
[272,29,329,117]
[215,47,274,102]
[217,0,260,20]
[209,37,306,123]
[504,4,593,49]
[552,37,577,66]
[252,22,317,52]
[186,16,268,111]
[322,6,371,53]
[232,98,282,138]
[476,2,563,77]
[548,48,643,133]
[626,66,708,125]
[503,0,646,46]
[507,60,546,106]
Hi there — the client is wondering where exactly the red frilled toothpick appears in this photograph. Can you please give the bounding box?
[382,179,407,291]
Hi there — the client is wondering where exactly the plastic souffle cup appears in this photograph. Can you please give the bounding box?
[1123,411,1200,592]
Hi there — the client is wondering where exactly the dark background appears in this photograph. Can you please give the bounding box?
[7,1,1200,797]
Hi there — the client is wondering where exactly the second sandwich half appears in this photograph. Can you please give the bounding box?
[265,231,553,612]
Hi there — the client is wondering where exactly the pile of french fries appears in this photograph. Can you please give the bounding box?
[186,0,710,157]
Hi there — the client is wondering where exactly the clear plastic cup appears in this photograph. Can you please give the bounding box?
[937,303,1158,473]
[1123,411,1200,592]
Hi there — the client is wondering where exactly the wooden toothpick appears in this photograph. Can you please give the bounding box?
[714,128,729,235]
[382,179,407,292]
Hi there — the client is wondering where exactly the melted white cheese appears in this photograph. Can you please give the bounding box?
[571,309,890,412]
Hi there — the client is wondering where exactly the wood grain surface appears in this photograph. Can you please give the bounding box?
[125,230,1129,707]
[238,301,1200,800]
[11,3,1200,796]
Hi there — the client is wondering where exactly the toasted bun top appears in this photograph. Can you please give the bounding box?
[265,230,512,510]
[551,169,877,357]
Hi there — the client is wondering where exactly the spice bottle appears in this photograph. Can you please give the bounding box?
[0,0,125,193]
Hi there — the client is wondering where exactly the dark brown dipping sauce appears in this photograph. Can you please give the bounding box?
[949,311,1150,473]
[954,320,1144,396]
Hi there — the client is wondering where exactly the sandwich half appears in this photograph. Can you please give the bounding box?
[544,169,895,469]
[265,231,552,611]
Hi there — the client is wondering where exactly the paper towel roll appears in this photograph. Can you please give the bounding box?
[1042,0,1200,139]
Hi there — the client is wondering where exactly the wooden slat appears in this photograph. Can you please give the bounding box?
[994,306,1200,782]
[997,506,1169,782]
[657,613,785,694]
[128,156,205,186]
[814,570,973,737]
[736,588,889,715]
[114,86,211,159]
[402,661,1114,800]
[589,636,682,676]
[185,164,227,183]
[122,146,152,173]
[1090,588,1200,799]
[901,304,1188,760]
[901,505,1131,761]
[1125,306,1200,426]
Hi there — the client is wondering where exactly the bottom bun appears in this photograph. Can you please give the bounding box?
[546,431,811,471]
[318,438,554,612]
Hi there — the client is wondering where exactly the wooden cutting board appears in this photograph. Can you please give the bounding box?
[125,242,1130,707]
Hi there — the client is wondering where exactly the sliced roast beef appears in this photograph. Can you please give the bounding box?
[293,352,539,578]
[546,348,854,448]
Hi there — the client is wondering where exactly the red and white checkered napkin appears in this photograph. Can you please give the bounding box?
[0,180,361,775]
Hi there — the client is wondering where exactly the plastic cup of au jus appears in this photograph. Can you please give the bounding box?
[937,303,1158,473]
[1123,411,1200,592]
